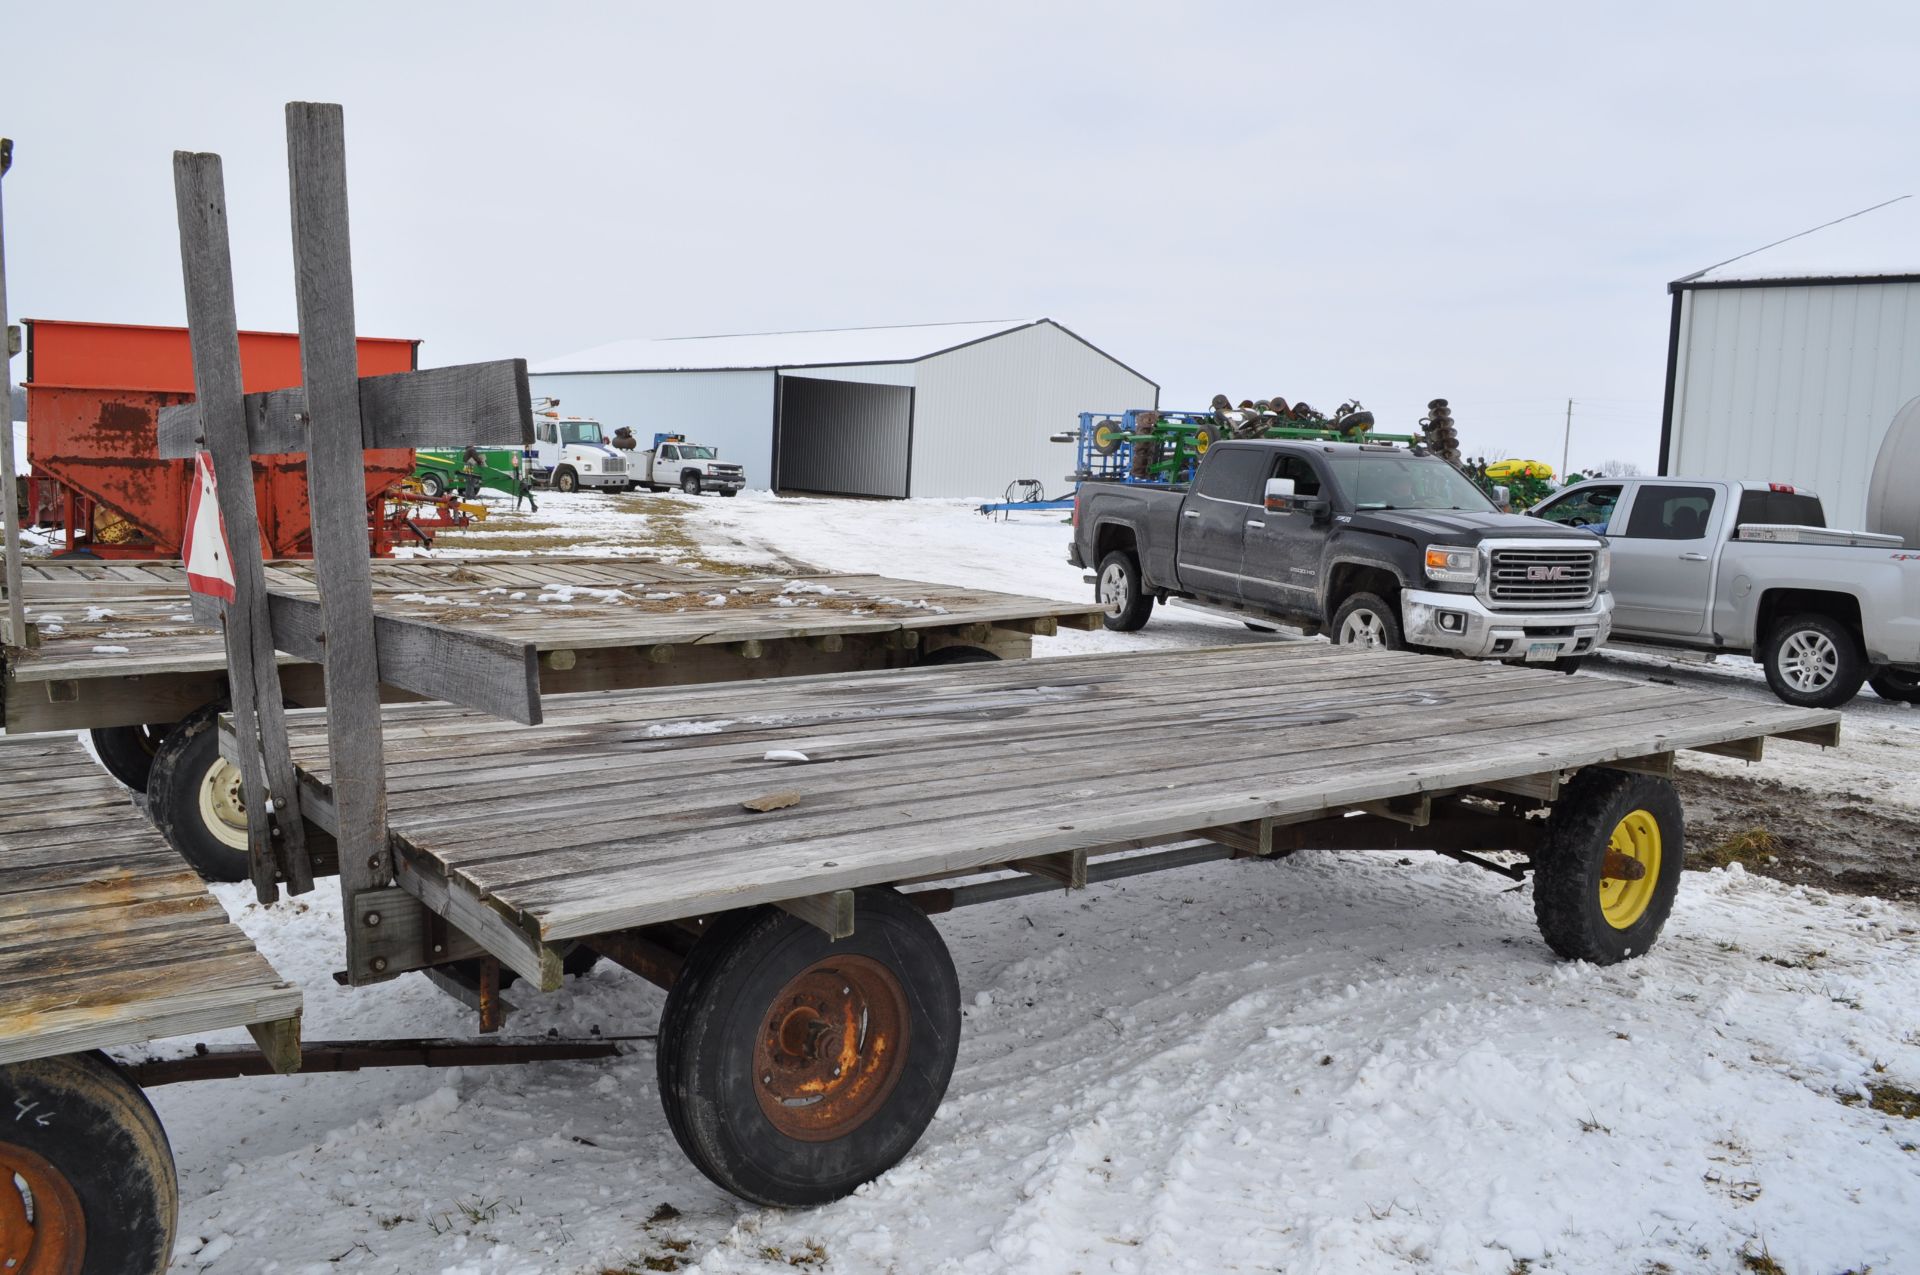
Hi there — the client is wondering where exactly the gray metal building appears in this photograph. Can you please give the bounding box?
[1661,196,1920,530]
[529,319,1157,499]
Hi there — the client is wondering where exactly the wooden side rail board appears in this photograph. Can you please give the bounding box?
[155,358,534,458]
[267,591,543,726]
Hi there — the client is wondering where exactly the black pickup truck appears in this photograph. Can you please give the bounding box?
[1069,440,1614,665]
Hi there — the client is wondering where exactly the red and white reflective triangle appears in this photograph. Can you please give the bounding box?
[183,451,238,603]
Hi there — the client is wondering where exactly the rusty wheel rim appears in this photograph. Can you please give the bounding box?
[753,955,911,1142]
[0,1141,85,1275]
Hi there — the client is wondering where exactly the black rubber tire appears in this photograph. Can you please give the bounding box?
[554,467,579,494]
[1551,656,1588,675]
[88,723,175,791]
[1330,591,1405,651]
[720,488,738,497]
[916,645,1000,666]
[682,473,703,496]
[1096,550,1153,632]
[1532,769,1685,965]
[0,1052,177,1274]
[147,704,251,883]
[460,475,482,499]
[418,471,446,498]
[1759,613,1867,709]
[656,887,961,1207]
[1868,667,1920,704]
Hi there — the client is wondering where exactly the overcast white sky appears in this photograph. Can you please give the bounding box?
[6,1,1916,470]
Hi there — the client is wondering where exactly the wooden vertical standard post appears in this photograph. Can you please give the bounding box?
[0,138,28,653]
[284,102,393,982]
[172,151,313,901]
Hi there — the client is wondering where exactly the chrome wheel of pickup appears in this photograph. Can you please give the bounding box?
[1338,609,1388,647]
[1778,629,1838,693]
[1099,562,1127,615]
[1096,551,1153,632]
[1330,592,1405,652]
[1760,613,1866,709]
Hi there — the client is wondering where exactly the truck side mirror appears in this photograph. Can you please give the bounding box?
[1264,476,1297,511]
[1492,484,1511,510]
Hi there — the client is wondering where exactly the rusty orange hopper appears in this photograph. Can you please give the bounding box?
[22,318,419,558]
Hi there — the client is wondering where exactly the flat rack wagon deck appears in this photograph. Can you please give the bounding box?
[3,557,1102,734]
[1,554,1100,887]
[283,643,1840,961]
[0,736,299,1066]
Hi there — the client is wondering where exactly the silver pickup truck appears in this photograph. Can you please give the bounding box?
[1530,477,1920,708]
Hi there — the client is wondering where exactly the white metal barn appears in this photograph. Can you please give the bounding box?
[1661,196,1920,531]
[529,319,1157,499]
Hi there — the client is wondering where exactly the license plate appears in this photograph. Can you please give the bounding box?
[1525,642,1559,662]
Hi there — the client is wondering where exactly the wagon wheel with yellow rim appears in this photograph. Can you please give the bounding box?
[1091,419,1125,456]
[1532,769,1684,964]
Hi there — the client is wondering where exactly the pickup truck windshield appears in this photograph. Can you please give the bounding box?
[677,445,716,460]
[561,422,606,445]
[1328,453,1495,512]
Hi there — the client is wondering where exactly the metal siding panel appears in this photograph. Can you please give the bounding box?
[525,370,776,488]
[776,375,911,497]
[1667,281,1920,528]
[908,322,1156,499]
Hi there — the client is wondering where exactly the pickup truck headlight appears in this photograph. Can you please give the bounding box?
[1595,543,1611,590]
[1424,545,1478,585]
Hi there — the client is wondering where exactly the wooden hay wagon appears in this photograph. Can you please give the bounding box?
[0,107,1840,1271]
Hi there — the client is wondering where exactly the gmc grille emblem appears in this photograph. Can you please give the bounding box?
[1526,564,1574,582]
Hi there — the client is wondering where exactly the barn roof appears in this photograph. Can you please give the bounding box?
[1676,195,1920,287]
[533,319,1049,374]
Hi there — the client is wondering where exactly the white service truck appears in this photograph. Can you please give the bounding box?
[1530,477,1919,708]
[633,433,744,496]
[529,405,630,492]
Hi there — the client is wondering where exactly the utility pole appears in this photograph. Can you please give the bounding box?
[1561,398,1573,477]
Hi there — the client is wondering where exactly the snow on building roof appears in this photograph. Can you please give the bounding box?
[1677,195,1920,286]
[532,319,1045,374]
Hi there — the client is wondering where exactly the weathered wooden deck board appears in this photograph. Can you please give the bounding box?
[3,560,1102,732]
[0,737,301,1065]
[279,645,1839,948]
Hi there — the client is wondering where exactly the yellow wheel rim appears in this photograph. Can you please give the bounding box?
[198,756,251,851]
[1597,809,1662,929]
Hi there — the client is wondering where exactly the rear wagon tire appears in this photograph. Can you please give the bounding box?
[1096,550,1153,632]
[88,723,175,791]
[656,888,960,1207]
[418,471,446,498]
[1760,613,1866,708]
[0,1052,177,1275]
[1532,769,1684,964]
[147,704,252,883]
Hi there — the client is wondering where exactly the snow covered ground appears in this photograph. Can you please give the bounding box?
[132,490,1920,1274]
